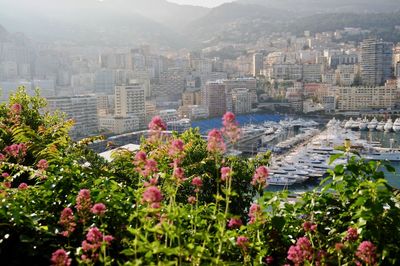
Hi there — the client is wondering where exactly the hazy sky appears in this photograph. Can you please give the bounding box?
[168,0,234,8]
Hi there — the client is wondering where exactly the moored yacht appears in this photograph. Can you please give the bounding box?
[344,118,354,129]
[392,118,400,132]
[367,118,378,131]
[359,118,368,131]
[384,119,393,132]
[376,121,385,131]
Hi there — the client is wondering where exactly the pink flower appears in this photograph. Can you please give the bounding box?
[50,249,71,266]
[10,103,22,114]
[173,167,185,182]
[188,196,197,204]
[191,177,203,188]
[303,221,317,232]
[3,143,27,158]
[0,153,5,161]
[103,235,114,244]
[265,256,274,264]
[135,151,147,162]
[356,241,377,265]
[222,112,241,144]
[143,159,158,177]
[86,227,103,243]
[345,227,358,241]
[287,237,313,266]
[2,172,10,178]
[142,186,163,204]
[220,167,232,181]
[148,116,167,131]
[18,183,28,190]
[251,166,269,188]
[248,203,262,224]
[75,189,92,223]
[59,207,76,237]
[91,203,106,216]
[3,182,11,188]
[335,243,344,251]
[37,159,49,170]
[228,217,243,229]
[222,112,236,127]
[168,139,185,157]
[207,129,226,153]
[236,236,249,250]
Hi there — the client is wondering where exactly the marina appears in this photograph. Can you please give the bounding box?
[228,116,400,190]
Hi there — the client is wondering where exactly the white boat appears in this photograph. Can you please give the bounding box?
[359,118,368,131]
[344,118,354,129]
[364,151,400,162]
[376,121,385,131]
[393,118,400,132]
[351,118,361,130]
[368,118,378,131]
[384,119,393,132]
[268,176,297,186]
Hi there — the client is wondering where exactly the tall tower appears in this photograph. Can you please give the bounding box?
[361,38,393,86]
[114,84,146,128]
[252,53,263,77]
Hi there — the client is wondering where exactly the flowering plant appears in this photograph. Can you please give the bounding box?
[0,88,399,265]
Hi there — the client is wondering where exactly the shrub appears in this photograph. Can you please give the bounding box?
[0,88,399,265]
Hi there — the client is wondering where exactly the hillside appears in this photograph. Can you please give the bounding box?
[237,0,400,14]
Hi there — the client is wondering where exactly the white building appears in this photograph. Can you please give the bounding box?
[99,116,140,134]
[231,88,252,114]
[336,85,397,111]
[115,84,146,128]
[159,109,179,123]
[47,95,98,138]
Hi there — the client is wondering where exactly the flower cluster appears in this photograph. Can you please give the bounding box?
[251,166,269,188]
[207,129,226,154]
[222,112,241,144]
[3,143,27,158]
[142,186,163,209]
[75,189,92,224]
[302,221,317,232]
[148,116,167,131]
[248,203,263,224]
[37,159,49,170]
[355,241,377,265]
[59,207,76,237]
[51,249,71,266]
[91,203,106,216]
[191,176,203,193]
[287,237,313,266]
[134,151,158,178]
[220,167,232,182]
[228,217,243,229]
[81,227,113,263]
[344,227,358,241]
[236,236,249,250]
[168,139,185,164]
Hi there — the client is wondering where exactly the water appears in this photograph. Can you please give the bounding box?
[191,113,283,134]
[360,131,400,188]
[191,114,399,190]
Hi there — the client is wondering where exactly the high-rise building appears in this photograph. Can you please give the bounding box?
[252,53,263,76]
[47,95,98,138]
[231,88,252,114]
[361,39,393,86]
[114,84,145,128]
[202,81,227,118]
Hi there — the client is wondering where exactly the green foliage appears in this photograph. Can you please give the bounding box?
[1,88,400,265]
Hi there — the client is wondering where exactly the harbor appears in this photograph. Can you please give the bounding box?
[229,116,400,191]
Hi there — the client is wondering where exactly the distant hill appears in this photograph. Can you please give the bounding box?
[237,0,400,14]
[184,3,291,46]
[0,0,195,48]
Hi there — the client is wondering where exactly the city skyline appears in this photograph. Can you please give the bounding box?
[167,0,233,7]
